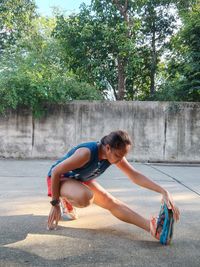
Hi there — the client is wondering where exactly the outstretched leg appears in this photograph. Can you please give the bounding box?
[86,180,150,232]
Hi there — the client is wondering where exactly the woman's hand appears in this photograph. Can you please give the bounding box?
[162,190,180,222]
[47,205,61,230]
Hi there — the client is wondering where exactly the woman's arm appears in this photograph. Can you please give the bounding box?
[116,157,180,221]
[116,157,166,194]
[47,147,91,230]
[51,147,91,201]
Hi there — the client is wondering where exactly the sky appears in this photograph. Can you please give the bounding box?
[35,0,91,16]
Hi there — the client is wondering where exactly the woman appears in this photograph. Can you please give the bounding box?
[47,130,180,242]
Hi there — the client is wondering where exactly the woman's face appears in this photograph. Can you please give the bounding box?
[105,144,131,164]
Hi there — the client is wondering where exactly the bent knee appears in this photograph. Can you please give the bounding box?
[75,190,94,208]
[60,179,94,208]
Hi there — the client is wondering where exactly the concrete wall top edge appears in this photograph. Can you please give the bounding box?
[1,101,200,113]
[66,100,200,106]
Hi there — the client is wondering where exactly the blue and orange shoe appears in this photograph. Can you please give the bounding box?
[150,202,174,245]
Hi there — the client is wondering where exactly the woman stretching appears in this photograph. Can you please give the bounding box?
[47,130,180,242]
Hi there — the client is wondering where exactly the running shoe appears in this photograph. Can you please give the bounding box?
[150,202,174,245]
[60,198,78,220]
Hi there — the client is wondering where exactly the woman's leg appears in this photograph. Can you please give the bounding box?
[60,178,94,208]
[87,180,150,232]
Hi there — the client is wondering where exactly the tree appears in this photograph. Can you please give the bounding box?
[53,0,143,100]
[0,0,37,55]
[0,17,102,115]
[154,1,200,101]
[136,0,181,98]
[54,0,189,100]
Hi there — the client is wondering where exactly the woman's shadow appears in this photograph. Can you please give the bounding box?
[0,214,160,266]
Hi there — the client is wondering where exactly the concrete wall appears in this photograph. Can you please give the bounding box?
[0,101,199,162]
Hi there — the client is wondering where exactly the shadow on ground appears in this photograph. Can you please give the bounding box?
[1,213,200,267]
[0,214,162,267]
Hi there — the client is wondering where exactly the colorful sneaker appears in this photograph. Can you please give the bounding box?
[60,198,78,220]
[150,202,174,245]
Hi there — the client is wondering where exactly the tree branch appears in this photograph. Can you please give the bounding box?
[112,0,126,18]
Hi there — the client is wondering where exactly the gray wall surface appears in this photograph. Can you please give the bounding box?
[0,101,199,162]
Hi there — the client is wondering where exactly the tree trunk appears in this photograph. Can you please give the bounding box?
[117,57,126,100]
[150,19,156,97]
[112,1,129,100]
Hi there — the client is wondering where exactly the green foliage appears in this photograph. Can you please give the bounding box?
[0,16,102,115]
[0,52,102,115]
[0,0,37,54]
[135,0,181,98]
[53,0,189,100]
[53,0,142,100]
[155,2,200,101]
[0,0,199,112]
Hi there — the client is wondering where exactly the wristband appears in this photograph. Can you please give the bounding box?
[50,199,60,206]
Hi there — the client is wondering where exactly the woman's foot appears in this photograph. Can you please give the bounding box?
[150,216,161,240]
